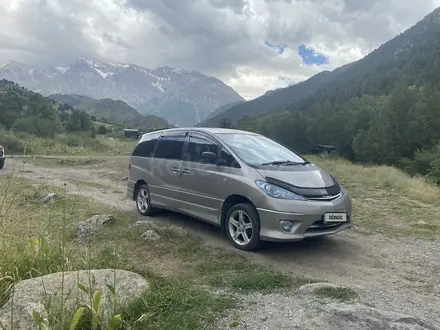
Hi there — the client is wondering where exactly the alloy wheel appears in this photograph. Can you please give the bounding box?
[228,209,253,246]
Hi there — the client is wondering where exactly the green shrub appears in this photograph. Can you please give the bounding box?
[0,130,28,154]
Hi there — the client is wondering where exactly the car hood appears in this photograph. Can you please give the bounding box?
[256,164,335,188]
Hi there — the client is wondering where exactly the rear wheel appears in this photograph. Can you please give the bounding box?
[225,203,263,251]
[0,159,4,170]
[135,184,156,216]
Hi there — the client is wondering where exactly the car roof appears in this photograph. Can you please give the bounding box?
[142,127,258,137]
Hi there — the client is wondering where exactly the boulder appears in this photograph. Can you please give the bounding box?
[0,269,149,330]
[311,302,440,330]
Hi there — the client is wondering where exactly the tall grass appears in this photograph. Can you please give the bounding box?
[308,154,440,206]
[0,165,126,329]
[0,130,137,156]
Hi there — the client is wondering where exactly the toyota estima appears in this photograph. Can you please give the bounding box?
[127,128,353,251]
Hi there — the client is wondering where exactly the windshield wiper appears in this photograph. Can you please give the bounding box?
[261,160,308,166]
[282,160,310,166]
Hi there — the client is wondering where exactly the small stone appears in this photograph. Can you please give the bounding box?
[40,193,56,204]
[133,220,160,230]
[417,220,428,226]
[298,282,340,294]
[141,230,161,241]
[168,226,188,236]
[76,214,115,243]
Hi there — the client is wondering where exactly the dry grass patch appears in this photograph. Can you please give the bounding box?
[308,155,440,239]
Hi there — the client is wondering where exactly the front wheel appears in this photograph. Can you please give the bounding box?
[135,184,156,216]
[0,159,4,170]
[225,203,263,251]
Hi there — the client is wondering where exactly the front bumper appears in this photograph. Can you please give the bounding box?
[257,194,353,242]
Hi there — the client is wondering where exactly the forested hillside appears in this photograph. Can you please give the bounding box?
[204,7,440,129]
[48,93,173,131]
[0,80,93,138]
[229,8,440,183]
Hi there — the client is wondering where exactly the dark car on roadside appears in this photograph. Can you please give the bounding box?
[0,145,4,169]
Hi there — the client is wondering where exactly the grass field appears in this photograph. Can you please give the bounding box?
[0,130,137,156]
[0,169,316,329]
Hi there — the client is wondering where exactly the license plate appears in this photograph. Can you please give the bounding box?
[324,212,347,223]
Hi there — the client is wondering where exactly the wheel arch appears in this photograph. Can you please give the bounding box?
[220,194,257,234]
[133,179,147,200]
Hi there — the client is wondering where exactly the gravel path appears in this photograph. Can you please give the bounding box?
[217,289,440,329]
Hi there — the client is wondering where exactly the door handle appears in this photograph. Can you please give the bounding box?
[171,167,181,173]
[181,168,191,174]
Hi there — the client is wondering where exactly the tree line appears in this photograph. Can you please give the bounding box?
[0,80,110,138]
[223,83,440,184]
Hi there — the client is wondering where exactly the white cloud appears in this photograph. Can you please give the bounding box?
[0,0,439,100]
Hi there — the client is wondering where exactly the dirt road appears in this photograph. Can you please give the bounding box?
[2,156,440,324]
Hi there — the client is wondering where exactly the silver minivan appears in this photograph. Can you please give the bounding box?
[127,128,353,251]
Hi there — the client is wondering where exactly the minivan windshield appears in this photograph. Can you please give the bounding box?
[218,133,306,166]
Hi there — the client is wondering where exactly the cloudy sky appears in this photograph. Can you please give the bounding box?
[1,0,440,100]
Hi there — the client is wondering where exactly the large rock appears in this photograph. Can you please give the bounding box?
[0,269,149,330]
[310,302,439,330]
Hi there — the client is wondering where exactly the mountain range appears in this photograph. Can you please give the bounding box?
[0,58,244,127]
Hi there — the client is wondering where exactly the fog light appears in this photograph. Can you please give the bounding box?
[281,220,293,232]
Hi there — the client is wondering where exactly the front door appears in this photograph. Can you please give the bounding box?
[179,132,223,224]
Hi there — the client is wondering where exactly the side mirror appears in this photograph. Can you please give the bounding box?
[201,151,217,164]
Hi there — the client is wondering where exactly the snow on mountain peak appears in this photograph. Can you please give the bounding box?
[55,66,70,74]
[0,57,245,126]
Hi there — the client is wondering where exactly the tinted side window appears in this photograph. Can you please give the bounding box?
[219,146,241,168]
[132,137,159,157]
[185,136,218,164]
[154,135,185,160]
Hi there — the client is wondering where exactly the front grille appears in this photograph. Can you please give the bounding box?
[308,219,342,229]
[307,192,342,202]
[0,151,3,157]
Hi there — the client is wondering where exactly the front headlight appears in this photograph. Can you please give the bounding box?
[340,185,345,195]
[255,180,307,200]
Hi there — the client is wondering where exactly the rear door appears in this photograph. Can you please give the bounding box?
[149,131,188,209]
[179,132,225,224]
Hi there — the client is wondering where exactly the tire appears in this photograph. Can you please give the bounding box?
[225,203,263,251]
[0,159,4,170]
[135,184,156,216]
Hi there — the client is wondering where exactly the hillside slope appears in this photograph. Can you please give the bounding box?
[235,7,440,182]
[0,79,94,139]
[48,93,172,130]
[198,68,347,127]
[0,58,244,127]
[200,7,440,127]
